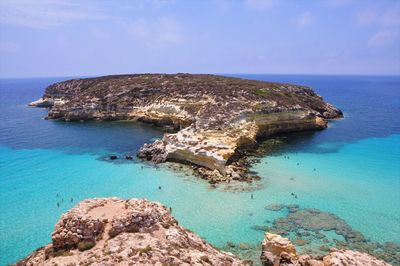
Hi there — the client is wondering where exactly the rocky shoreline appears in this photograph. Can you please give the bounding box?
[15,198,391,265]
[29,74,342,183]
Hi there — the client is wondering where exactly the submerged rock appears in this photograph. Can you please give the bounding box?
[31,74,342,183]
[265,204,286,211]
[109,154,118,160]
[252,225,271,231]
[261,232,390,266]
[264,203,299,213]
[124,154,133,160]
[264,207,400,265]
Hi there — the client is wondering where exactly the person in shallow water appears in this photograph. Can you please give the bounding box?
[158,186,162,190]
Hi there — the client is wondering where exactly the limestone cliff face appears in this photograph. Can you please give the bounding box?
[30,74,342,181]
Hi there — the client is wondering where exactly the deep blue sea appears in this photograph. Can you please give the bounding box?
[0,75,399,265]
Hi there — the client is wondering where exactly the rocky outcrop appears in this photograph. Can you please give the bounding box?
[15,199,391,266]
[30,74,343,182]
[28,97,55,107]
[261,233,298,265]
[137,140,167,164]
[260,232,391,266]
[16,198,248,266]
[322,250,392,266]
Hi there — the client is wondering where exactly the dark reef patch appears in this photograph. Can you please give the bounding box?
[259,205,400,265]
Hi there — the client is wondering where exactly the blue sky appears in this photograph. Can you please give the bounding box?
[0,0,399,78]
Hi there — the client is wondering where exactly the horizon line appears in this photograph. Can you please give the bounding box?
[0,72,399,80]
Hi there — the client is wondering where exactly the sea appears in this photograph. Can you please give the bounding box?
[0,74,399,265]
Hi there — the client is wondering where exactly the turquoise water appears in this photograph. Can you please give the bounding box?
[0,75,399,265]
[253,134,400,243]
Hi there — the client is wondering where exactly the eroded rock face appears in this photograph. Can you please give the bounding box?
[261,233,298,266]
[323,250,391,266]
[137,140,167,163]
[30,74,343,181]
[16,198,248,266]
[261,233,391,266]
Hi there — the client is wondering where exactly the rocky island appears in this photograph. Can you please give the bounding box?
[15,197,390,266]
[29,74,342,183]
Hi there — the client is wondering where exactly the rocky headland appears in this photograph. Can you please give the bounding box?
[29,74,342,183]
[15,198,390,266]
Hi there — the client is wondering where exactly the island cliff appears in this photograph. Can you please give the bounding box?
[15,198,389,266]
[30,74,342,182]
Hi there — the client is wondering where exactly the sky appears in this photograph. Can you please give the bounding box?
[0,0,399,78]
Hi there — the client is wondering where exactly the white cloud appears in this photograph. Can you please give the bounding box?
[368,30,399,47]
[381,8,400,27]
[297,12,313,28]
[0,0,104,29]
[244,0,275,11]
[356,2,400,27]
[124,17,183,48]
[356,3,400,48]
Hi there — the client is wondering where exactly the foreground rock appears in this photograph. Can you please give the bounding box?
[261,232,391,266]
[30,74,342,182]
[16,198,248,266]
[15,199,392,266]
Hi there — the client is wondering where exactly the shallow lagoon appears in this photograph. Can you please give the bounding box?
[0,75,399,265]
